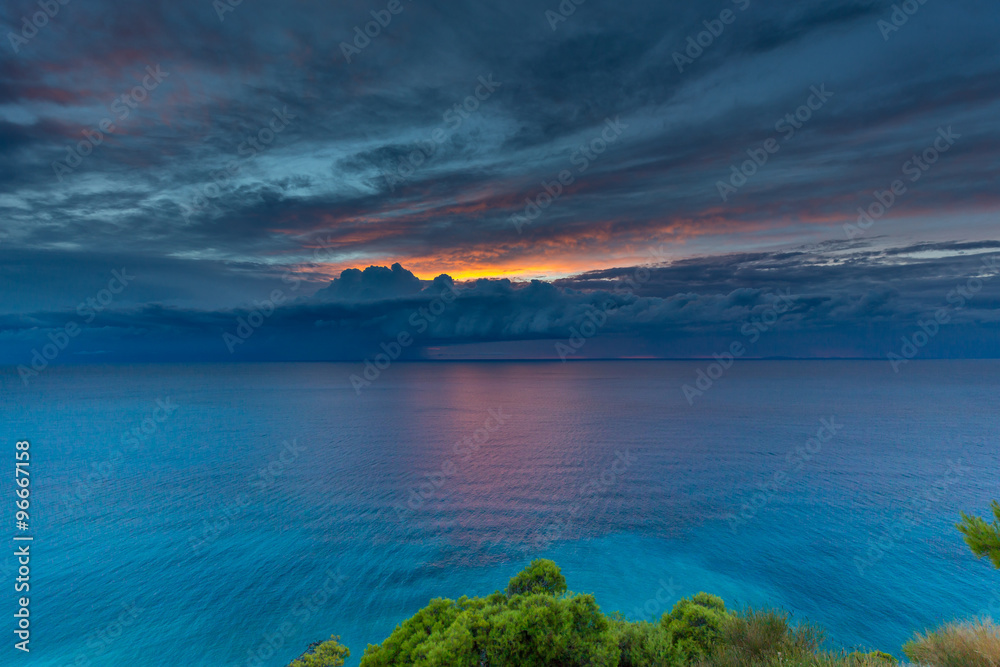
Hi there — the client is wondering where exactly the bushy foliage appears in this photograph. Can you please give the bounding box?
[903,618,1000,667]
[505,558,569,597]
[487,593,618,666]
[289,636,350,667]
[611,618,686,667]
[360,560,610,667]
[358,596,484,666]
[297,498,1000,667]
[694,607,823,667]
[957,500,1000,569]
[319,560,910,667]
[660,593,732,658]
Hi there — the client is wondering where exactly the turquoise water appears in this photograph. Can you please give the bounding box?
[2,361,998,665]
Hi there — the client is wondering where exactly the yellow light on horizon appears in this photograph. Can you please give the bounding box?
[423,266,577,281]
[297,250,675,284]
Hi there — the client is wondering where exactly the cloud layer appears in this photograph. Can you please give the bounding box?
[1,0,998,365]
[3,241,998,367]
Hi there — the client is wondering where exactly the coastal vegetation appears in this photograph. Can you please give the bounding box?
[290,505,1000,666]
[957,500,1000,569]
[292,562,900,666]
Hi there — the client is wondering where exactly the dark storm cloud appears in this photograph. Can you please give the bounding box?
[1,0,999,361]
[2,243,998,364]
[314,262,425,301]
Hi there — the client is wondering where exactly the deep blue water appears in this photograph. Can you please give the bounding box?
[2,361,998,666]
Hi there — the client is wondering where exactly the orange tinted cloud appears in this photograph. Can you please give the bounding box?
[297,217,704,280]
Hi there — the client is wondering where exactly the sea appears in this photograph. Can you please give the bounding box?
[2,361,998,666]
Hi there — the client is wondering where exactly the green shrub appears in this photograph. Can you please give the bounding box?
[485,593,618,666]
[865,649,896,663]
[611,618,686,667]
[360,561,615,667]
[957,501,1000,569]
[289,636,350,667]
[505,558,568,597]
[660,593,732,657]
[359,597,471,666]
[327,561,908,667]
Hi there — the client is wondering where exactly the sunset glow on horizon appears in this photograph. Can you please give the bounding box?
[2,0,998,362]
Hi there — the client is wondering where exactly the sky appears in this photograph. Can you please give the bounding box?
[1,0,999,364]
